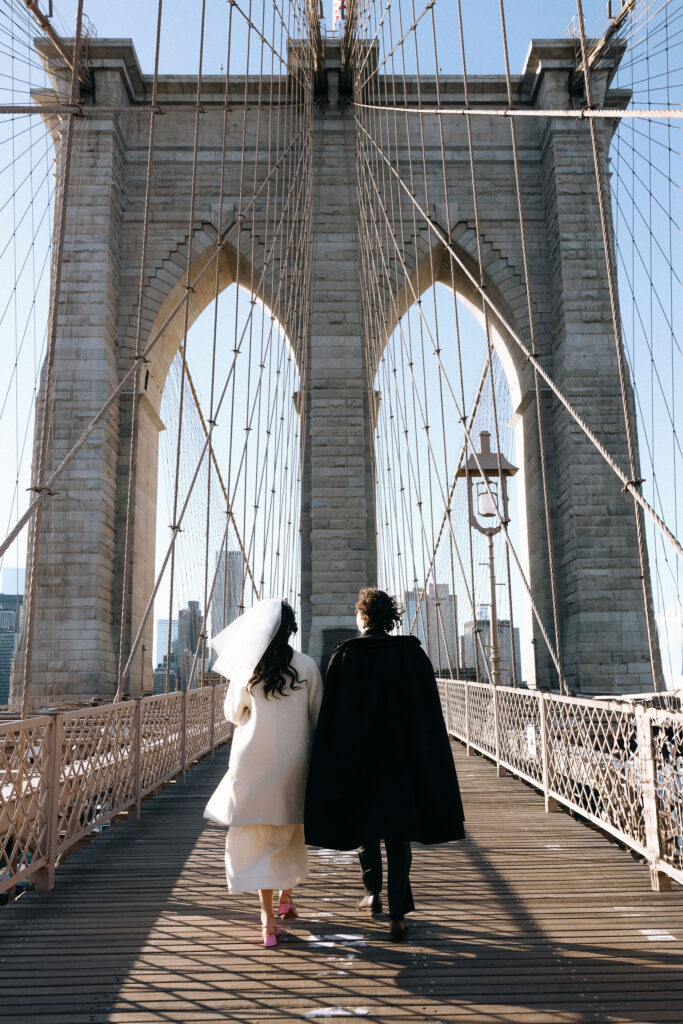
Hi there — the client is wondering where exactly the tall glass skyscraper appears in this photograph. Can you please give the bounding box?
[211,549,244,637]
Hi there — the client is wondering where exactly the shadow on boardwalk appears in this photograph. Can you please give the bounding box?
[1,744,682,1023]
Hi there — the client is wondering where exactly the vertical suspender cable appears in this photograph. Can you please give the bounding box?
[20,0,84,718]
[499,0,567,693]
[575,0,661,691]
[114,0,163,702]
[165,0,207,693]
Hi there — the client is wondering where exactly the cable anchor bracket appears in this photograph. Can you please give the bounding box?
[28,485,57,497]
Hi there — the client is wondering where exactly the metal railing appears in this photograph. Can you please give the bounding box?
[0,683,232,897]
[3,677,680,898]
[437,679,683,891]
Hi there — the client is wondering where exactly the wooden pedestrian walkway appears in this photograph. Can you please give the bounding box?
[1,741,682,1024]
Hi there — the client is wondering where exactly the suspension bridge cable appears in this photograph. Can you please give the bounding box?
[0,115,311,562]
[352,110,683,564]
[498,0,566,692]
[18,0,85,718]
[114,0,164,702]
[576,0,661,690]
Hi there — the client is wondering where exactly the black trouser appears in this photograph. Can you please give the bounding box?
[357,839,415,919]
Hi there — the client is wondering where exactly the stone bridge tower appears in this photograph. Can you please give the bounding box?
[19,36,657,703]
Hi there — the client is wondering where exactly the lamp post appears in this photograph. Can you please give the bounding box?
[457,431,518,686]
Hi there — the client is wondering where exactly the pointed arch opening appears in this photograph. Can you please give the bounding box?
[125,242,303,693]
[371,255,535,689]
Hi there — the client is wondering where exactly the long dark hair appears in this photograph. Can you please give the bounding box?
[247,601,301,699]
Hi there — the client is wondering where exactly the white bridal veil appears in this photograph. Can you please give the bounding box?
[210,597,283,686]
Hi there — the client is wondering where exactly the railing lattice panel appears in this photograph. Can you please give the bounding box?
[0,683,231,896]
[437,679,683,890]
[0,717,52,895]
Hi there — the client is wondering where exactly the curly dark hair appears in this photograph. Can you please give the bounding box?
[247,601,301,699]
[355,587,402,633]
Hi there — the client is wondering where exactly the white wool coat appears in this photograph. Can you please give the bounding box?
[204,649,323,827]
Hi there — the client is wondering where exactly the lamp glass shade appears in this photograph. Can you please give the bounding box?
[477,483,498,518]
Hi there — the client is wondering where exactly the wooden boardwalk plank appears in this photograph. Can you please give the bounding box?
[1,742,682,1024]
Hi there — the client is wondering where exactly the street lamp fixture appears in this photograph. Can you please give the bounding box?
[457,431,518,686]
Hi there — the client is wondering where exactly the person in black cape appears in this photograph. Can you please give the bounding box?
[304,587,465,941]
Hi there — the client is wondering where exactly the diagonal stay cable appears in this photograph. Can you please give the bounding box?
[576,0,661,688]
[498,0,566,690]
[182,360,259,599]
[115,0,164,700]
[352,109,683,563]
[18,0,84,717]
[119,114,312,686]
[0,112,312,562]
[356,0,437,91]
[164,0,208,693]
[353,108,495,678]
[354,128,565,680]
[407,354,491,634]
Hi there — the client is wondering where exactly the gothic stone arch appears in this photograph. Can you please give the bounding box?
[23,36,657,702]
[23,39,305,702]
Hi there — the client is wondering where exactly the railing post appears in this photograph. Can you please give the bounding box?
[447,681,453,734]
[439,681,448,732]
[465,682,472,755]
[35,711,63,892]
[210,683,217,758]
[540,692,558,813]
[493,685,506,777]
[636,705,672,892]
[128,698,142,821]
[180,688,188,782]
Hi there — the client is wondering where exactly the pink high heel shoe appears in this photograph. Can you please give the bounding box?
[278,891,298,920]
[261,923,281,948]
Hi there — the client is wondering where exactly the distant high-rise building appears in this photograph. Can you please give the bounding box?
[0,610,16,631]
[211,549,244,637]
[461,607,522,686]
[177,600,204,690]
[0,592,23,631]
[0,592,23,706]
[153,652,179,695]
[402,583,458,676]
[154,618,178,667]
[0,633,17,705]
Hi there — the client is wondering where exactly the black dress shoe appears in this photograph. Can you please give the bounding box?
[357,892,382,914]
[389,918,408,942]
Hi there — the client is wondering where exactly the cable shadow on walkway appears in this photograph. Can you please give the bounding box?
[324,834,683,1024]
[0,754,227,1023]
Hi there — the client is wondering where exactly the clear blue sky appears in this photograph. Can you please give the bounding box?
[50,1,608,78]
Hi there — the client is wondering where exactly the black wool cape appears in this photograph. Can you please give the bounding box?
[304,632,465,850]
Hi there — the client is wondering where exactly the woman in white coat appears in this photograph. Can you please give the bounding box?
[204,598,323,947]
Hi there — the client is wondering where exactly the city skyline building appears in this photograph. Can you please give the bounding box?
[461,606,522,686]
[153,652,179,695]
[0,633,16,705]
[0,592,23,705]
[177,600,204,690]
[211,549,244,638]
[402,583,459,676]
[154,618,178,668]
[0,610,17,631]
